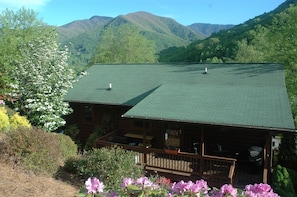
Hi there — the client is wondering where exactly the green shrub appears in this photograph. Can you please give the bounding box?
[69,145,144,192]
[9,112,31,129]
[271,165,296,197]
[287,168,297,195]
[54,133,78,162]
[64,124,81,149]
[84,126,107,150]
[1,127,62,176]
[278,133,297,172]
[0,107,9,131]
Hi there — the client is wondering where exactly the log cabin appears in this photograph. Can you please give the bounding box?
[64,63,295,187]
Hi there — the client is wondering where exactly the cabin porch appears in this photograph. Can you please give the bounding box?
[94,127,268,188]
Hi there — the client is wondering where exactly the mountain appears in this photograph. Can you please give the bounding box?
[58,11,230,69]
[158,0,297,63]
[57,16,113,41]
[188,23,234,37]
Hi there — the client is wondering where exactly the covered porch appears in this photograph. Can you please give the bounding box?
[94,120,273,188]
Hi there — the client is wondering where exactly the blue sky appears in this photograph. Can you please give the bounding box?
[0,0,286,26]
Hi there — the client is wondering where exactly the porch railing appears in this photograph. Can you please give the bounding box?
[94,139,236,187]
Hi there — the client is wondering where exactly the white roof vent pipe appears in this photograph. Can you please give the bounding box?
[108,83,112,90]
[203,67,208,74]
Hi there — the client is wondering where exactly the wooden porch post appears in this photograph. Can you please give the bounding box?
[263,133,271,183]
[201,128,205,156]
[200,127,205,177]
[143,120,151,165]
[143,129,147,164]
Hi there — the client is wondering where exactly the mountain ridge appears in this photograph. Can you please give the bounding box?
[58,12,234,41]
[57,11,233,68]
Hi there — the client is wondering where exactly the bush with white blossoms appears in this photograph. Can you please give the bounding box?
[9,28,75,132]
[77,177,280,197]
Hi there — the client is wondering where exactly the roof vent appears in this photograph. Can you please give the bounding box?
[203,67,208,74]
[108,83,112,90]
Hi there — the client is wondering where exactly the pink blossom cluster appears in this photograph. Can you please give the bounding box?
[168,179,209,196]
[209,184,237,197]
[244,183,280,197]
[82,176,280,197]
[85,177,105,194]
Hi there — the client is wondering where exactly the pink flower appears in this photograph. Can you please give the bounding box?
[244,183,279,197]
[171,179,209,195]
[0,100,4,105]
[189,179,209,194]
[85,177,104,194]
[171,180,188,195]
[121,177,134,188]
[136,177,153,188]
[97,180,105,193]
[219,184,237,197]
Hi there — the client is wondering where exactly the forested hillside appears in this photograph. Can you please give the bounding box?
[58,12,204,70]
[188,23,234,37]
[57,12,237,71]
[158,0,295,63]
[57,16,113,41]
[159,0,297,124]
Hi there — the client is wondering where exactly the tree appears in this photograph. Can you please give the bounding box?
[271,165,296,197]
[0,8,44,96]
[0,8,75,132]
[93,24,158,63]
[269,5,297,118]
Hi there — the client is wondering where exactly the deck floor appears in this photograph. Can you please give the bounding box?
[233,162,263,188]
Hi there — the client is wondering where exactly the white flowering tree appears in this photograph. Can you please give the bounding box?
[0,8,75,132]
[12,32,74,131]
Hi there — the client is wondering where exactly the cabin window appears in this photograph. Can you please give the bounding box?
[83,104,93,122]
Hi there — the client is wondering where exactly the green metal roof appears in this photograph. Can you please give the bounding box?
[64,63,295,131]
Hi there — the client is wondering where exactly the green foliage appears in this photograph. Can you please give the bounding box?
[271,165,296,197]
[0,107,9,131]
[0,127,63,176]
[93,24,158,64]
[64,124,82,149]
[268,4,297,125]
[287,168,297,194]
[0,8,43,95]
[54,133,78,162]
[68,145,144,192]
[84,126,107,150]
[0,8,75,132]
[9,112,31,129]
[278,133,297,171]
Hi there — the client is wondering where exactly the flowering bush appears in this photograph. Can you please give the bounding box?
[77,176,280,197]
